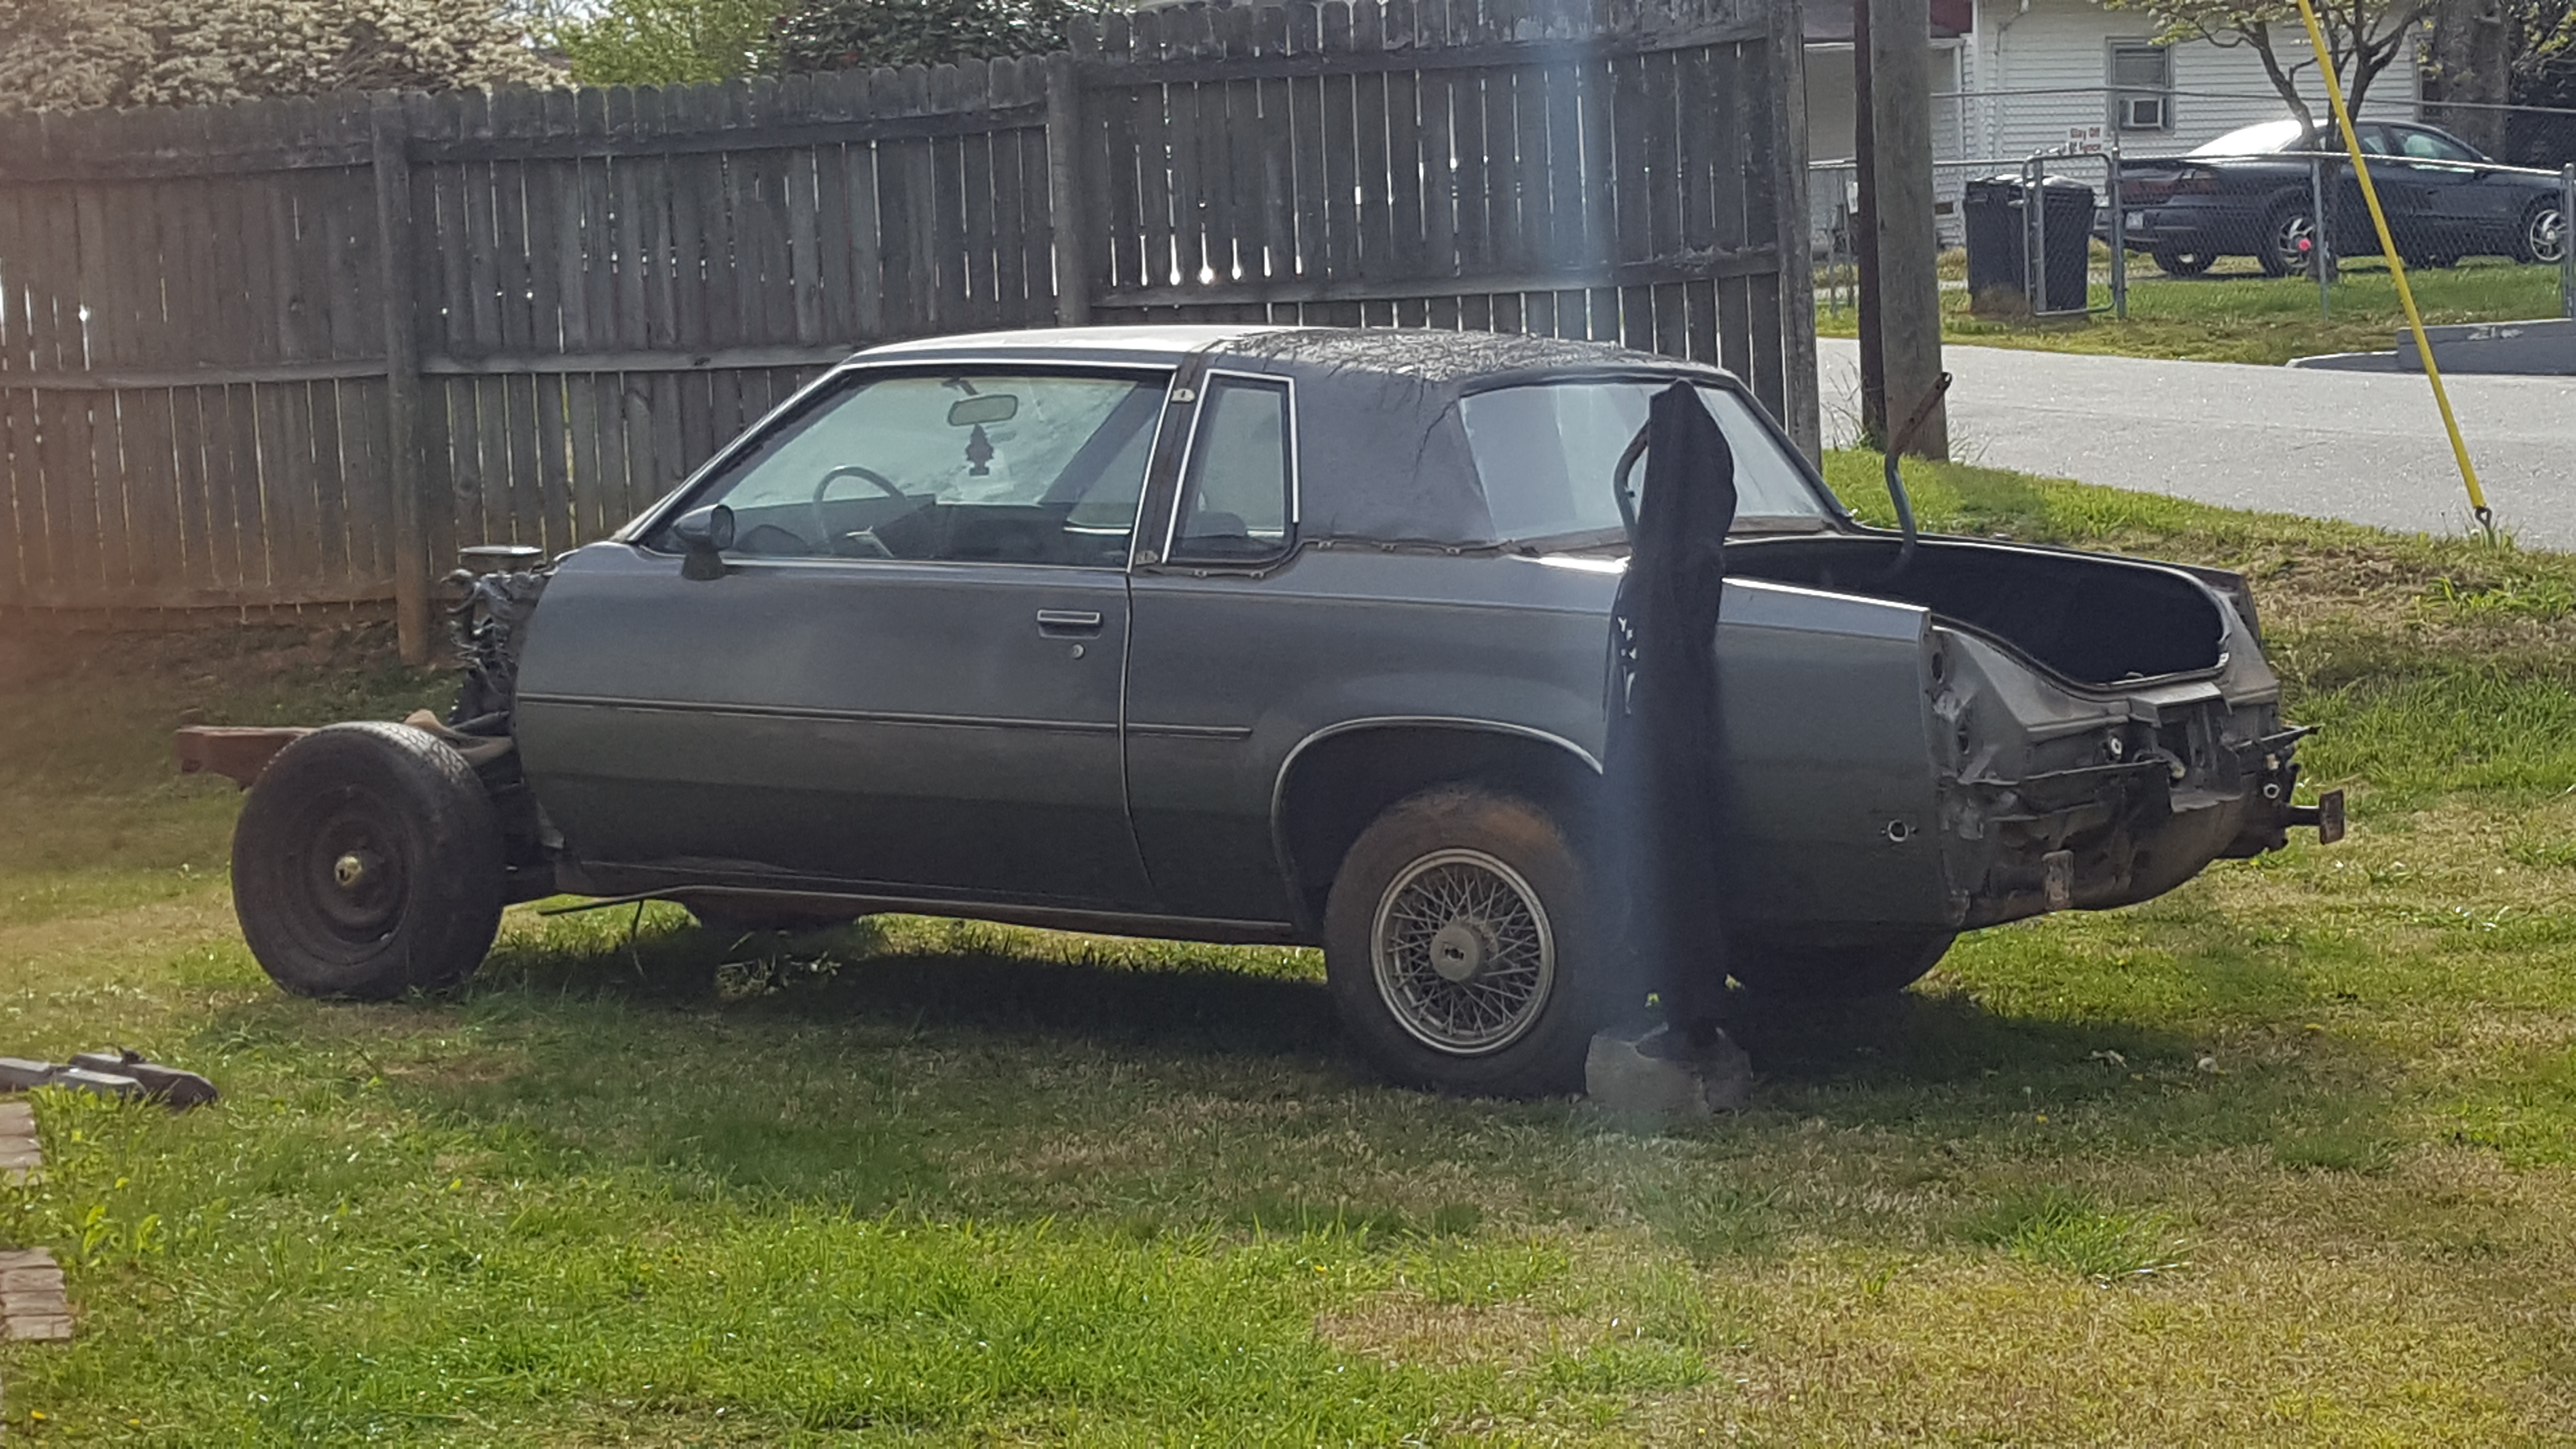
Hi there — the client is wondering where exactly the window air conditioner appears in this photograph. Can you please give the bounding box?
[2121,95,2168,130]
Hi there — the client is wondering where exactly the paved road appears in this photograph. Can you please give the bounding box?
[1817,338,2576,547]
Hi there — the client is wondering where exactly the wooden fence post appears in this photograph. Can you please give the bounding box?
[1046,53,1092,327]
[371,97,430,664]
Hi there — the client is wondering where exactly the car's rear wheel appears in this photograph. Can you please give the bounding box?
[1729,933,1955,1000]
[1324,786,1613,1097]
[2151,246,2215,278]
[2516,197,2566,265]
[2260,202,2314,278]
[232,722,506,1000]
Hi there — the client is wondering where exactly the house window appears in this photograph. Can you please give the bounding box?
[2108,42,2173,131]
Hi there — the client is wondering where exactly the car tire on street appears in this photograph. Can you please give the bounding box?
[1324,786,1611,1097]
[232,722,507,1000]
[2514,197,2566,266]
[1728,933,1954,1000]
[2151,246,2215,278]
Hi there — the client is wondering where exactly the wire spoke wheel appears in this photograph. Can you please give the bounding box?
[1369,848,1556,1055]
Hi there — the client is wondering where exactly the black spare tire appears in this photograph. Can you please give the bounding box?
[232,722,507,999]
[1324,786,1612,1097]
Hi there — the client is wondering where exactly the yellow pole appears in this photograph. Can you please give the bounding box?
[2289,0,2493,537]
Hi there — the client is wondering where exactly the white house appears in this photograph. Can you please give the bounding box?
[1802,0,2425,241]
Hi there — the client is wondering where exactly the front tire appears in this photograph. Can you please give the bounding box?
[232,722,506,1000]
[2515,197,2566,266]
[1323,787,1612,1096]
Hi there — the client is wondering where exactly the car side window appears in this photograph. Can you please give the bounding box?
[2394,128,2475,162]
[665,369,1165,568]
[1168,375,1293,564]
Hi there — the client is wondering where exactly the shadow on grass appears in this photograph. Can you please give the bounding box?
[187,907,2410,1227]
[477,909,1352,1062]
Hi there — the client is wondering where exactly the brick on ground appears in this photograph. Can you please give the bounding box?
[0,1100,35,1183]
[1,1098,72,1346]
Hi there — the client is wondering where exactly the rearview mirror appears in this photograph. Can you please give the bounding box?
[671,503,733,581]
[947,394,1019,427]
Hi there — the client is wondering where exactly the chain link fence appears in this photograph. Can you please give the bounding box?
[1811,88,2575,324]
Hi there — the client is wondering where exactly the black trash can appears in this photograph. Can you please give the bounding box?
[1962,175,2096,313]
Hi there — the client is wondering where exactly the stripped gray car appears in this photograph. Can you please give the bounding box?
[200,325,2339,1096]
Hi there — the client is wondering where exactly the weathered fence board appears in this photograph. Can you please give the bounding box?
[0,0,1811,643]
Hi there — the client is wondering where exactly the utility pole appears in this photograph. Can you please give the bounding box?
[1861,0,1948,460]
[1851,0,1884,445]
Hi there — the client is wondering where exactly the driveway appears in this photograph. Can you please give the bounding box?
[1817,338,2576,548]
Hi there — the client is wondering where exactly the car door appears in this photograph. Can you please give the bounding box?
[2400,126,2533,254]
[2379,125,2494,254]
[513,362,1169,909]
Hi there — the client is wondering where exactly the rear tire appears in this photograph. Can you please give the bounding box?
[1323,786,1614,1097]
[232,722,506,1000]
[2259,201,2313,278]
[2151,246,2215,278]
[1729,933,1954,1001]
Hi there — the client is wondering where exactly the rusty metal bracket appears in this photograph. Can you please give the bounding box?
[2286,788,2347,845]
[173,725,310,789]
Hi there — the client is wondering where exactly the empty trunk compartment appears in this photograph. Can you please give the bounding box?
[1725,534,2231,688]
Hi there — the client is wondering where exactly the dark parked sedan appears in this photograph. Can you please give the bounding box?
[189,326,2338,1096]
[2116,118,2569,276]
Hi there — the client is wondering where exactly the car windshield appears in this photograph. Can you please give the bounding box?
[651,368,1166,566]
[1456,381,1836,547]
[2190,119,2311,156]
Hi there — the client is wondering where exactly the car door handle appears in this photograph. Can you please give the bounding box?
[1035,609,1105,637]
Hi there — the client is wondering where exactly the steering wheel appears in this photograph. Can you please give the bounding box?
[812,464,905,558]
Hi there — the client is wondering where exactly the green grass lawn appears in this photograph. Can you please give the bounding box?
[7,464,2576,1443]
[1819,255,2569,366]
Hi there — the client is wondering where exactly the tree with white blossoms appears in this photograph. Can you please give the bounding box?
[0,0,553,113]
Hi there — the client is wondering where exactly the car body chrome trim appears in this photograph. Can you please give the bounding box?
[515,692,1118,735]
[1126,721,1257,741]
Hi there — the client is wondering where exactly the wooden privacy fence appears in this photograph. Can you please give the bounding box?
[0,0,1812,658]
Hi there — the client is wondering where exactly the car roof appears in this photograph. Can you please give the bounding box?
[855,324,1730,386]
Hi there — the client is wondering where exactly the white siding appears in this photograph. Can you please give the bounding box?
[1967,0,2419,162]
[1804,43,1971,247]
[1805,41,1964,164]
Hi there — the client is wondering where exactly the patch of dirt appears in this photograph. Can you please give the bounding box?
[1316,1295,1570,1370]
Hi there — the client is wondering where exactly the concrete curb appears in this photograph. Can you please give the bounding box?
[2289,317,2576,376]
